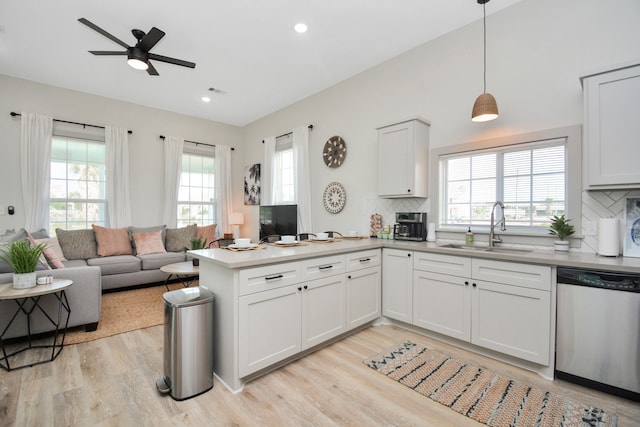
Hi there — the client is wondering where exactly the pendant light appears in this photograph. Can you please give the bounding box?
[471,0,499,122]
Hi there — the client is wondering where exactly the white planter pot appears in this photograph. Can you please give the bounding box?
[554,240,570,252]
[13,272,37,289]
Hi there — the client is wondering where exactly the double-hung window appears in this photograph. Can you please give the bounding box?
[177,150,215,227]
[437,126,581,236]
[272,135,294,204]
[49,136,106,233]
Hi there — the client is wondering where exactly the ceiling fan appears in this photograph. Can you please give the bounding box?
[78,18,196,76]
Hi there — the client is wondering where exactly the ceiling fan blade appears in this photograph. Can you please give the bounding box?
[139,27,165,51]
[78,18,130,49]
[146,61,159,76]
[89,50,127,56]
[148,53,196,69]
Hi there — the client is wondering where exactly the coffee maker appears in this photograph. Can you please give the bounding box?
[393,212,427,241]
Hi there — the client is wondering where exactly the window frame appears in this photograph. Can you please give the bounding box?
[176,145,217,227]
[429,125,582,244]
[272,134,295,205]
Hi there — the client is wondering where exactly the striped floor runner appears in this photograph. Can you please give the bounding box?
[364,341,617,427]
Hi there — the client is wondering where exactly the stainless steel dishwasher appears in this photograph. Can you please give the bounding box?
[556,267,640,401]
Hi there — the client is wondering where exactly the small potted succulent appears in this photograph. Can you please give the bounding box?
[0,240,48,289]
[549,214,575,252]
[189,235,208,266]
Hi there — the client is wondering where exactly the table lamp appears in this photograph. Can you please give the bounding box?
[230,212,244,239]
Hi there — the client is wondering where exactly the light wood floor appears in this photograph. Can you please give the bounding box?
[1,324,638,426]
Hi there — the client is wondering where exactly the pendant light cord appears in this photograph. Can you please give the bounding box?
[482,2,487,94]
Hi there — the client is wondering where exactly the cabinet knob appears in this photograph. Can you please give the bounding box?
[465,281,469,286]
[297,287,302,291]
[472,283,477,287]
[407,253,411,257]
[347,275,352,279]
[303,285,308,290]
[407,189,411,193]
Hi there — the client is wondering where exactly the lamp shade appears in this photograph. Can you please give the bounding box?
[229,212,244,225]
[471,93,499,122]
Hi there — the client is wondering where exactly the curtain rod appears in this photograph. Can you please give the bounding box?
[10,112,133,134]
[159,135,234,151]
[261,124,313,143]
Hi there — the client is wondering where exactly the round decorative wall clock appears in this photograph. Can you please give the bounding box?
[322,136,347,168]
[323,182,346,214]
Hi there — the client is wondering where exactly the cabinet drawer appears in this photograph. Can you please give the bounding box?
[413,252,471,277]
[239,262,300,296]
[471,259,550,291]
[300,255,346,281]
[346,249,381,272]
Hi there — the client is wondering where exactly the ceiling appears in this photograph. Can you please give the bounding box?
[0,0,523,127]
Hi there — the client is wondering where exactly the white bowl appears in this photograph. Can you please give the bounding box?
[234,238,251,247]
[281,235,296,243]
[315,232,329,240]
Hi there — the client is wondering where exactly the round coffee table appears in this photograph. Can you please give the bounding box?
[160,261,199,291]
[0,278,72,371]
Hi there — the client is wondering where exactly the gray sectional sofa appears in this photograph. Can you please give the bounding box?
[0,224,210,340]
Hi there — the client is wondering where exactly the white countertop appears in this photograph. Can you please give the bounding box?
[190,238,640,274]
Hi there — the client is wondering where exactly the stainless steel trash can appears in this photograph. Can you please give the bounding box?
[156,286,214,400]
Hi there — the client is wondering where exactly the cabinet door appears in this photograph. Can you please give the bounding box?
[301,275,346,350]
[346,266,381,329]
[413,270,471,342]
[382,249,413,323]
[584,64,640,188]
[239,285,301,377]
[471,280,550,365]
[378,122,413,197]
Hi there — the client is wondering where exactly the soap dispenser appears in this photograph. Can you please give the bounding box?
[465,227,474,245]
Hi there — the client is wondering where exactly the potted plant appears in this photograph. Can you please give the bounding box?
[0,240,48,289]
[189,235,208,266]
[549,214,575,252]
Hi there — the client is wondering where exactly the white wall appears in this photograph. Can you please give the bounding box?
[240,0,640,243]
[0,75,244,233]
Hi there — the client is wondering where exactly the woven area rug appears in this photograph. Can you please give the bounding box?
[64,284,182,345]
[364,341,617,427]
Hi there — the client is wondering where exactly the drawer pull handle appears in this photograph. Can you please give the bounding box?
[265,274,284,281]
[359,258,371,263]
[318,265,333,270]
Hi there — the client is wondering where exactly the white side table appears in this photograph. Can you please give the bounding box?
[0,279,73,371]
[160,262,199,291]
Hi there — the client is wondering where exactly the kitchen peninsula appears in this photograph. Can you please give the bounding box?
[192,238,640,393]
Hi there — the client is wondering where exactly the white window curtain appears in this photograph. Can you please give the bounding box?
[215,144,233,236]
[262,136,276,205]
[162,136,184,226]
[20,112,52,231]
[105,126,132,227]
[292,126,312,233]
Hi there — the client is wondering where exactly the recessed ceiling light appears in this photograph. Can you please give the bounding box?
[201,96,211,103]
[294,23,308,33]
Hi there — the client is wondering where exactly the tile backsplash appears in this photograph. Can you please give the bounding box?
[362,196,430,236]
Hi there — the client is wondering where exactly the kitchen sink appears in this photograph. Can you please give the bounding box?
[437,244,532,254]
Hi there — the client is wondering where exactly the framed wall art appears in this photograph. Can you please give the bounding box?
[623,197,640,257]
[244,163,260,205]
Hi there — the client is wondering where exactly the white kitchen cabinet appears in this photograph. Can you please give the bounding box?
[381,248,413,323]
[412,253,552,365]
[345,250,381,329]
[581,62,640,189]
[302,274,347,350]
[377,117,430,198]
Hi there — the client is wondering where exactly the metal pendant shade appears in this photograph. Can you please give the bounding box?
[471,0,499,122]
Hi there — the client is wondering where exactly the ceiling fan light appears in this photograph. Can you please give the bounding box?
[127,57,148,70]
[127,47,149,70]
[471,93,499,122]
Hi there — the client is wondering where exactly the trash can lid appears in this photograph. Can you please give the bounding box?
[163,286,214,307]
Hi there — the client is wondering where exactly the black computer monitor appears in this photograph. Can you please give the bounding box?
[259,204,298,239]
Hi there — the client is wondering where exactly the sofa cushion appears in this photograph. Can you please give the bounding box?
[165,224,197,252]
[92,225,133,256]
[138,252,186,270]
[62,259,89,268]
[26,233,52,270]
[34,236,66,269]
[131,229,166,256]
[0,228,28,243]
[128,225,167,254]
[196,224,217,247]
[56,229,98,260]
[87,255,141,276]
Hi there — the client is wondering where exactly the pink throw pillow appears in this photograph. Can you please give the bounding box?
[35,236,66,269]
[132,229,167,256]
[27,233,51,270]
[92,225,133,256]
[196,224,217,247]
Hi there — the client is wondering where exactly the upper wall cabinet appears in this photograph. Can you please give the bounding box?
[377,117,430,198]
[581,62,640,189]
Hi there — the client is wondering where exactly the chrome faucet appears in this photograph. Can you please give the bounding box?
[489,201,506,247]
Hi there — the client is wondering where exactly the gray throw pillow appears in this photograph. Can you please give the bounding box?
[0,242,13,273]
[56,228,98,260]
[0,228,28,243]
[165,224,197,252]
[29,228,49,239]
